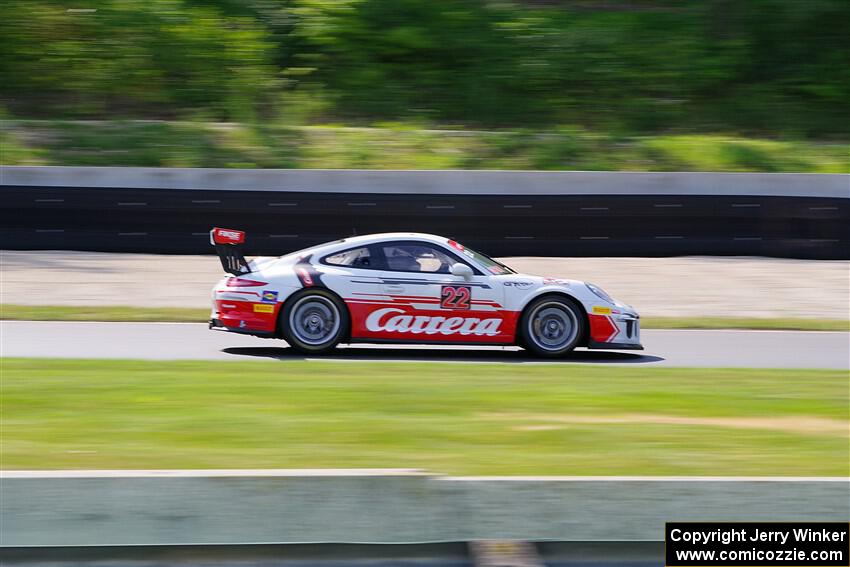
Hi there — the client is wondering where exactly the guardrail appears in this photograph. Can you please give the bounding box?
[0,542,478,566]
[2,470,847,546]
[2,166,847,258]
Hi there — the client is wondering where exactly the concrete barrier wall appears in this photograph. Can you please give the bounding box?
[2,471,847,546]
[2,166,848,197]
[2,166,847,258]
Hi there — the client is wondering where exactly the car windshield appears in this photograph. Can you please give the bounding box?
[447,240,516,275]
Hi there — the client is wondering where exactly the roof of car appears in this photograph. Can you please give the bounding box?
[333,232,450,246]
[280,232,454,260]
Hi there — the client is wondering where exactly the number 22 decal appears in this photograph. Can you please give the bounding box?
[441,285,471,310]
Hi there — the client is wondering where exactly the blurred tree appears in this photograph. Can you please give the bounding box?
[0,0,278,120]
[1,0,847,135]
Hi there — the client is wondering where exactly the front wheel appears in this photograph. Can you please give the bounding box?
[280,290,348,354]
[519,296,586,357]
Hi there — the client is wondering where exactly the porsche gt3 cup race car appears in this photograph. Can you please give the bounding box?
[209,228,642,357]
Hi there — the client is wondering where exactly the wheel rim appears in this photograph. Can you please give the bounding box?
[289,296,340,346]
[527,302,578,351]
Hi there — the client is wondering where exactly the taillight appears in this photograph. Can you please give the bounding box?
[226,278,267,287]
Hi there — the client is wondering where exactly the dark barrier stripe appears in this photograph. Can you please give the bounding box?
[2,186,848,258]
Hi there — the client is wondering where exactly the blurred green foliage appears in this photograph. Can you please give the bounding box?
[2,1,848,137]
[1,0,278,121]
[3,120,847,172]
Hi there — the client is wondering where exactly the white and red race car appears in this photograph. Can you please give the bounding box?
[209,228,642,357]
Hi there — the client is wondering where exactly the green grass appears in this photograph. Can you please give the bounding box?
[2,120,847,173]
[0,304,209,323]
[2,304,847,331]
[641,317,849,332]
[2,359,846,475]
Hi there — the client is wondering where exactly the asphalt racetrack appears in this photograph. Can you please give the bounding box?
[2,321,847,368]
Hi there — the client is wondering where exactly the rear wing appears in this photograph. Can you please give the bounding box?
[210,227,251,275]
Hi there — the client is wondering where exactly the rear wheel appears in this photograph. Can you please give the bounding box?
[520,296,585,357]
[281,290,348,354]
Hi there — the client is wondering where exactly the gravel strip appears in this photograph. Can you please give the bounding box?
[2,250,847,318]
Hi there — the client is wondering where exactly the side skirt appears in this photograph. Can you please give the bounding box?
[347,338,519,347]
[209,319,277,339]
[586,339,644,350]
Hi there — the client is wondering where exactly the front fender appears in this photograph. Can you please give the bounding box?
[517,284,594,313]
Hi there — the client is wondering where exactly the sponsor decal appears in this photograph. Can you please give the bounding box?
[440,285,471,310]
[504,281,533,288]
[261,290,279,303]
[365,307,502,336]
[210,227,245,245]
[215,299,278,332]
[448,239,477,260]
[542,277,569,285]
[592,306,612,315]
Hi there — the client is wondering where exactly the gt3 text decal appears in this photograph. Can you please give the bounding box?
[440,285,471,310]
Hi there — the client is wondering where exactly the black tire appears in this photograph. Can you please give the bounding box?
[519,295,586,357]
[280,289,349,354]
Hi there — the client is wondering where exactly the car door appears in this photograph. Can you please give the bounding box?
[316,243,390,323]
[351,240,513,344]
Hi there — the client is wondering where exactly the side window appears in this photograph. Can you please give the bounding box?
[322,246,374,269]
[381,243,457,274]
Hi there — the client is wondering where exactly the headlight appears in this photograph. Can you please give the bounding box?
[586,283,614,303]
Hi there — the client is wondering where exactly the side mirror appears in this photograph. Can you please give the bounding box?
[450,263,474,280]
